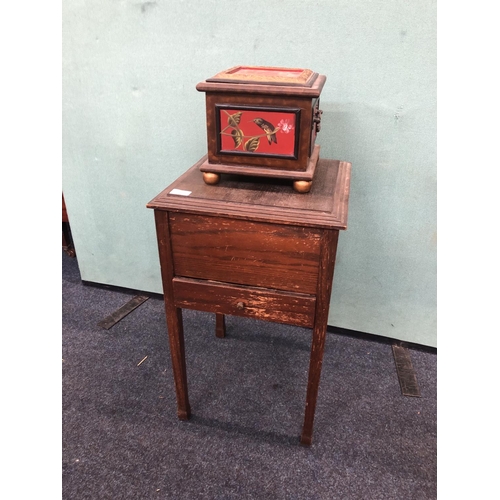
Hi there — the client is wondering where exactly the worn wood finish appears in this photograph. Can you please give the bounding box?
[173,277,316,328]
[148,155,351,445]
[215,313,226,338]
[169,214,321,294]
[147,158,351,230]
[300,229,339,445]
[154,211,191,420]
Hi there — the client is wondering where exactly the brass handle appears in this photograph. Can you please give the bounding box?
[236,302,245,310]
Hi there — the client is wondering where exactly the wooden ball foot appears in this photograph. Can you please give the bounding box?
[293,180,312,193]
[203,172,221,185]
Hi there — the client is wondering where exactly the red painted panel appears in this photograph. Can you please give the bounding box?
[218,107,297,157]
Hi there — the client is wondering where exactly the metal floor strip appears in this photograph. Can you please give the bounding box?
[98,295,149,330]
[392,344,421,397]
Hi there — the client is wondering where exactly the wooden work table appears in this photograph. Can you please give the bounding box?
[147,156,351,445]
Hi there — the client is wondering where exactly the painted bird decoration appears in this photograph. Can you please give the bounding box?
[252,118,278,145]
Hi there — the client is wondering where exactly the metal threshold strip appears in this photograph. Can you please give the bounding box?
[98,295,149,330]
[392,344,421,397]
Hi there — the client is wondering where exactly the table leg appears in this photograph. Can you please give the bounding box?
[301,322,327,445]
[300,229,339,445]
[155,210,191,420]
[215,313,226,338]
[165,305,191,420]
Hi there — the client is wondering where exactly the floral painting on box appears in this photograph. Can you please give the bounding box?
[218,107,298,157]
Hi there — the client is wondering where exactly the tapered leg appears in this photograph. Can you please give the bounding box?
[215,313,226,338]
[301,322,327,445]
[300,229,339,445]
[165,305,191,420]
[154,210,191,420]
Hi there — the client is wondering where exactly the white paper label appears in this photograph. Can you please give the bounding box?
[169,189,192,196]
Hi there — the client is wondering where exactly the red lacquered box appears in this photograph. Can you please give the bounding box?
[196,66,326,192]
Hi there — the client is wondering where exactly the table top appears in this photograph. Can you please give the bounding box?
[147,156,351,230]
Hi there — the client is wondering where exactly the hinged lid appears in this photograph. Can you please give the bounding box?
[197,65,326,97]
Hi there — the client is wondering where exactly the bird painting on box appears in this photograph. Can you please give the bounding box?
[252,118,278,145]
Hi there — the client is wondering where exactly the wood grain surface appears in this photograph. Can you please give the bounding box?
[173,277,316,328]
[147,158,351,230]
[169,213,321,294]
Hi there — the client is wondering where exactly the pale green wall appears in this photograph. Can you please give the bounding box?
[62,0,436,347]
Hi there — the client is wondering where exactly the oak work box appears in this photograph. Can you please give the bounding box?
[196,66,326,192]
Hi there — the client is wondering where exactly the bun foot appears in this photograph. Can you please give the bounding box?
[293,180,312,193]
[203,172,221,185]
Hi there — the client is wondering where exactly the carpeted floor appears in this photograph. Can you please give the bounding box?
[62,251,437,499]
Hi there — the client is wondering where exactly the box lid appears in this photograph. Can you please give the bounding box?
[196,65,326,97]
[207,66,318,86]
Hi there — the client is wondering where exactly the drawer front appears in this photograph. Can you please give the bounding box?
[169,214,321,294]
[173,277,316,328]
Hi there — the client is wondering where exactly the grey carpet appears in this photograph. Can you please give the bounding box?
[62,252,437,499]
